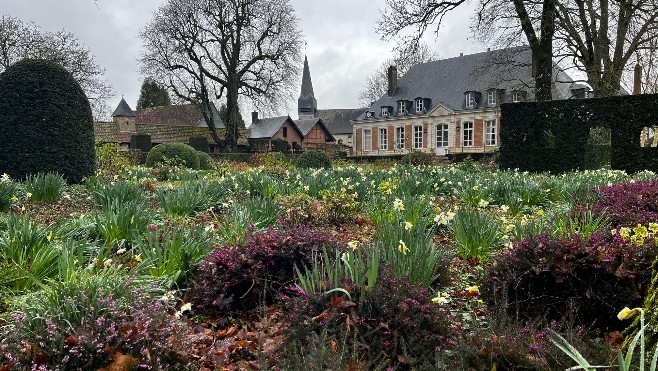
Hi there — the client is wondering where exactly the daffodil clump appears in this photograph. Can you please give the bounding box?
[612,223,658,246]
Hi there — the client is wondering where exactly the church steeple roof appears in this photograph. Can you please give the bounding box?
[298,56,318,119]
[112,97,135,117]
[299,55,315,100]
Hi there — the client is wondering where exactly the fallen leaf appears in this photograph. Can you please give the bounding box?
[330,339,338,353]
[97,351,139,371]
[348,361,366,371]
[65,335,78,345]
[216,326,239,340]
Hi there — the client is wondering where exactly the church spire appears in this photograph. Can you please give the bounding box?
[298,55,317,119]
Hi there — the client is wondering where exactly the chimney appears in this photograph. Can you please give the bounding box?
[387,66,398,96]
[459,52,463,57]
[487,48,491,52]
[251,111,259,124]
[634,62,642,95]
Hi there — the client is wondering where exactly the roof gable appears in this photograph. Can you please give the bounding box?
[248,116,303,139]
[295,118,336,142]
[112,98,135,117]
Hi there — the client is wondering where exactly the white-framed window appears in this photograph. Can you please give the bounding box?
[465,92,475,108]
[366,111,374,118]
[436,124,449,147]
[379,128,388,150]
[395,127,405,149]
[398,101,407,114]
[363,129,372,151]
[487,90,497,106]
[513,91,523,102]
[413,125,423,149]
[381,107,390,116]
[462,122,473,147]
[485,120,497,146]
[416,99,424,112]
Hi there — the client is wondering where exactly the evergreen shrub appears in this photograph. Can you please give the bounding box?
[196,151,214,170]
[0,59,96,183]
[295,150,331,169]
[145,143,200,169]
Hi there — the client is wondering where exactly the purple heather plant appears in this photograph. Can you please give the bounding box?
[1,286,195,370]
[188,223,338,317]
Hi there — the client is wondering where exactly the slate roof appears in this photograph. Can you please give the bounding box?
[355,47,576,121]
[248,116,303,139]
[317,108,365,135]
[94,123,248,145]
[299,56,315,100]
[136,103,225,129]
[112,98,135,117]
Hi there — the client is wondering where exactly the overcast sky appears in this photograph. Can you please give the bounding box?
[0,0,481,118]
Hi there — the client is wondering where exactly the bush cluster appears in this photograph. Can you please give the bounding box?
[188,224,337,316]
[295,150,331,169]
[481,231,658,332]
[401,151,434,166]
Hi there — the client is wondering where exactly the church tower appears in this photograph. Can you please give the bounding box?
[298,56,317,119]
[112,97,136,133]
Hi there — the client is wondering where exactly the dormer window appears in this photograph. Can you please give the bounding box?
[465,92,475,108]
[512,90,525,103]
[415,99,424,112]
[398,101,407,114]
[366,111,375,118]
[486,90,497,106]
[381,107,390,116]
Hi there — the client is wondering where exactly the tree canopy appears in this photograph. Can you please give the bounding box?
[137,77,171,109]
[139,0,304,150]
[0,15,114,119]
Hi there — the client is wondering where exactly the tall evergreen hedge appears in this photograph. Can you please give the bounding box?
[499,94,658,174]
[0,59,96,183]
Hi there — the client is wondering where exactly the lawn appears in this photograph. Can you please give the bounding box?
[1,152,658,370]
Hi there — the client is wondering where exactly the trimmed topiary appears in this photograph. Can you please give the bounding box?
[188,135,210,153]
[197,151,214,170]
[145,143,200,169]
[295,150,331,169]
[0,59,96,183]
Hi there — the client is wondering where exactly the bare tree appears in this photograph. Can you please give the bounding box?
[638,37,658,93]
[552,0,658,97]
[0,15,114,120]
[378,0,557,101]
[140,0,303,151]
[358,42,438,107]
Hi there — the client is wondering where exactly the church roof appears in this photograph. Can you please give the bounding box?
[317,108,365,135]
[112,97,135,117]
[299,55,315,100]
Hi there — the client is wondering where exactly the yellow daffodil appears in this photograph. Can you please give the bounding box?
[403,221,413,230]
[398,240,408,255]
[130,215,135,225]
[472,185,479,191]
[617,307,642,321]
[10,195,17,202]
[466,286,479,294]
[20,205,25,212]
[47,231,53,241]
[135,254,142,262]
[506,224,516,232]
[536,209,544,216]
[25,192,32,199]
[478,199,489,208]
[347,241,359,250]
[650,223,658,234]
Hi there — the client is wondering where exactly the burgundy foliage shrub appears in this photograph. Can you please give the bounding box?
[481,232,658,331]
[188,224,337,317]
[282,265,454,369]
[591,180,658,227]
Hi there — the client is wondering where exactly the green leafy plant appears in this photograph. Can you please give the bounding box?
[87,179,143,210]
[94,200,149,248]
[451,207,502,261]
[0,176,17,211]
[145,142,200,169]
[24,172,66,202]
[156,181,216,216]
[134,223,212,289]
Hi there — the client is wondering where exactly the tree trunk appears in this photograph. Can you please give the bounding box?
[533,41,554,101]
[225,73,240,152]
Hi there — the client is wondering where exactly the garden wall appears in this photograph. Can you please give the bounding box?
[499,93,658,173]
